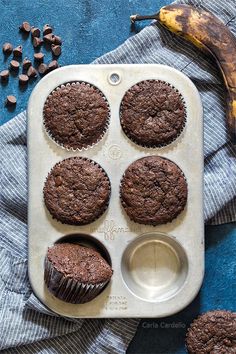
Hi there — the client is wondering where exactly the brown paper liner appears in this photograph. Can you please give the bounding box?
[44,257,109,304]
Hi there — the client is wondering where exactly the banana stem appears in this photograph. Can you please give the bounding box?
[130,13,159,24]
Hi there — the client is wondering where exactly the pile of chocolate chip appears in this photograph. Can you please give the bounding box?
[1,21,62,107]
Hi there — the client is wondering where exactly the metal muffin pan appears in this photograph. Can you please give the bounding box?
[28,64,204,318]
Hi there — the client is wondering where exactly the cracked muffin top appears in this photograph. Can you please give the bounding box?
[120,80,186,147]
[43,82,110,150]
[46,243,113,284]
[43,157,111,225]
[186,310,236,354]
[120,156,187,225]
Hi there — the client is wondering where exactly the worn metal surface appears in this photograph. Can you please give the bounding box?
[28,64,204,318]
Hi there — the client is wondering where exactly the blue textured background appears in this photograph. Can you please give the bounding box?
[0,0,235,353]
[0,0,169,125]
[128,224,236,353]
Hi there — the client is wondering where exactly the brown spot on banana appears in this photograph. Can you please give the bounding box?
[130,4,236,144]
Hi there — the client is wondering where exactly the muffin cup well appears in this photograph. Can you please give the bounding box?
[43,81,111,151]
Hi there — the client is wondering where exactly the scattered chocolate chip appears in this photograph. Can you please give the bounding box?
[54,35,62,45]
[31,26,41,38]
[51,44,61,56]
[22,57,32,71]
[5,95,17,106]
[34,52,44,62]
[2,42,13,55]
[0,69,9,81]
[13,45,23,57]
[48,60,59,71]
[43,33,55,44]
[43,24,53,36]
[38,63,48,75]
[19,74,29,85]
[33,37,43,48]
[10,60,20,70]
[27,66,37,78]
[19,21,31,33]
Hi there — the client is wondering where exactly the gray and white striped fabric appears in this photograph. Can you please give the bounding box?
[0,0,235,353]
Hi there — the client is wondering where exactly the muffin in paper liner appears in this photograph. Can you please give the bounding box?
[43,81,110,151]
[43,156,111,226]
[119,156,188,226]
[44,243,113,304]
[120,79,186,148]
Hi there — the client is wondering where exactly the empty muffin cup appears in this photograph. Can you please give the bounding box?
[121,232,188,302]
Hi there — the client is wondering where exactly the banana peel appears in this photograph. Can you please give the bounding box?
[131,4,236,144]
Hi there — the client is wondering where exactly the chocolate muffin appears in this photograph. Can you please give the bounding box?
[44,243,113,303]
[44,157,111,225]
[186,310,236,354]
[120,156,187,225]
[120,80,186,147]
[43,82,110,150]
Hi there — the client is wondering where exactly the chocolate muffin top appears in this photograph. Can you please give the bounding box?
[44,157,111,225]
[43,82,110,150]
[186,310,236,354]
[47,243,113,284]
[120,80,186,147]
[120,156,187,225]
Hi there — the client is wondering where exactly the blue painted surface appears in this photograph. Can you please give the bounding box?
[0,0,169,125]
[127,224,236,353]
[0,1,235,353]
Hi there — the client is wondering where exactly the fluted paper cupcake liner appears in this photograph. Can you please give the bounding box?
[43,156,111,226]
[119,156,188,226]
[43,81,111,151]
[120,80,187,149]
[44,257,109,304]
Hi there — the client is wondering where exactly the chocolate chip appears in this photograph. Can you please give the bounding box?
[33,37,43,48]
[5,95,17,106]
[54,35,62,45]
[43,33,55,44]
[2,42,13,54]
[19,74,29,85]
[43,24,53,36]
[27,66,37,78]
[10,60,20,70]
[51,44,61,56]
[0,70,9,81]
[48,60,59,71]
[22,57,32,71]
[55,176,63,186]
[38,63,48,75]
[31,26,41,38]
[19,21,31,33]
[13,45,23,57]
[34,52,44,62]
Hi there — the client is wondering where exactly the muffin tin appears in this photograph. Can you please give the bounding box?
[27,64,204,318]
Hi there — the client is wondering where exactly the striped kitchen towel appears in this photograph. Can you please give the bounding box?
[0,0,235,353]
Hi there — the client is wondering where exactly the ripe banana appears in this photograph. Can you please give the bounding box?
[130,4,236,144]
